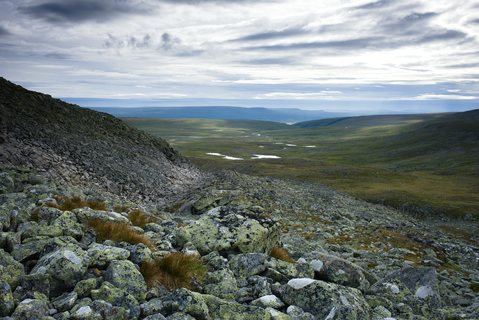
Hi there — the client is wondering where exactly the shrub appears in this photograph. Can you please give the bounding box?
[85,218,156,251]
[46,196,107,211]
[140,252,207,291]
[128,209,157,228]
[270,245,296,263]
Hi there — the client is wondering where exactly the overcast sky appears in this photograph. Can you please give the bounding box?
[1,0,478,114]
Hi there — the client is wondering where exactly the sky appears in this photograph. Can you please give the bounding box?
[1,0,479,115]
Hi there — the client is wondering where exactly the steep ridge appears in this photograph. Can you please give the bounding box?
[0,77,203,205]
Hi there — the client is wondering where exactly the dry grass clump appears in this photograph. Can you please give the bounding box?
[128,209,157,228]
[270,245,296,263]
[85,218,156,251]
[46,196,107,211]
[140,252,207,291]
[113,204,130,213]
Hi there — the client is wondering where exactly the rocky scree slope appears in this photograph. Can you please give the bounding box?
[0,77,202,205]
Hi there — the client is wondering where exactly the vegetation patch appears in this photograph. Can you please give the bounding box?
[140,252,207,291]
[270,245,296,263]
[46,196,107,211]
[127,209,157,228]
[85,218,156,251]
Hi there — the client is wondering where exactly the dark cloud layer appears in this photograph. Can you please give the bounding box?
[0,26,11,37]
[231,28,307,42]
[159,0,276,4]
[245,36,384,51]
[19,0,151,23]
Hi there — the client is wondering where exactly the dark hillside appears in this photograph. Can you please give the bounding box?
[0,77,202,204]
[295,113,451,128]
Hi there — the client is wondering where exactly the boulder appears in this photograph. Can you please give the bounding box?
[159,288,209,320]
[366,266,444,320]
[311,252,371,291]
[279,278,372,319]
[30,243,88,296]
[91,281,139,310]
[0,280,14,317]
[74,278,99,299]
[86,243,130,268]
[0,248,25,287]
[264,257,314,283]
[203,293,271,320]
[228,253,268,278]
[105,259,147,301]
[11,298,51,319]
[53,210,84,240]
[203,268,238,300]
[177,206,280,256]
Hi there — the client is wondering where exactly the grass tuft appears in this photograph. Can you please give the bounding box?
[128,209,157,228]
[113,205,130,213]
[140,252,207,291]
[270,245,296,263]
[85,218,156,251]
[46,196,107,211]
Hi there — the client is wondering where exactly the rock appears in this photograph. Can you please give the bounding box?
[265,257,314,283]
[11,298,51,319]
[228,253,268,278]
[266,307,293,320]
[311,252,371,291]
[91,281,139,310]
[74,207,130,225]
[11,238,52,263]
[159,288,209,320]
[52,291,78,312]
[0,280,14,317]
[366,266,444,320]
[0,248,25,287]
[203,269,238,300]
[74,278,98,299]
[92,300,130,320]
[285,305,316,320]
[126,243,154,265]
[30,243,88,296]
[140,298,166,317]
[104,259,147,301]
[177,206,280,256]
[279,278,372,319]
[251,294,285,309]
[202,293,271,320]
[86,243,130,268]
[53,210,84,240]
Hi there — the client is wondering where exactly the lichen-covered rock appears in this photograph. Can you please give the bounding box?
[228,253,268,278]
[53,210,84,240]
[86,243,130,268]
[126,243,154,265]
[279,278,372,319]
[92,300,130,320]
[140,298,166,317]
[202,293,271,320]
[52,291,78,312]
[11,298,51,319]
[91,281,139,310]
[285,305,316,320]
[203,268,238,300]
[251,294,285,309]
[266,307,293,320]
[311,253,371,291]
[177,206,280,256]
[265,257,314,283]
[0,248,25,287]
[366,266,444,320]
[11,238,52,263]
[0,280,14,317]
[104,259,147,301]
[30,243,88,296]
[74,207,130,225]
[74,278,98,299]
[159,288,209,320]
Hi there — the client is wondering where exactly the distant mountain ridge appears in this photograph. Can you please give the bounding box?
[88,106,347,123]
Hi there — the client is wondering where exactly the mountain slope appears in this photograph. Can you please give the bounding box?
[0,77,202,204]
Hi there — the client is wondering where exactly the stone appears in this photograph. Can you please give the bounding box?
[265,257,314,283]
[11,298,51,319]
[30,243,88,296]
[0,280,14,317]
[53,210,84,240]
[279,278,372,319]
[74,278,99,299]
[140,298,166,317]
[203,269,238,300]
[86,243,130,268]
[126,243,154,265]
[91,281,139,310]
[52,291,78,312]
[202,293,271,320]
[228,253,268,278]
[0,248,25,287]
[92,300,130,320]
[159,288,209,320]
[311,252,371,291]
[251,294,285,309]
[177,206,280,256]
[366,266,444,320]
[104,259,147,301]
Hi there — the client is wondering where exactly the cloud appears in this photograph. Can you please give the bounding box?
[230,27,307,42]
[18,0,153,23]
[244,37,384,51]
[419,30,468,43]
[161,32,181,51]
[158,0,275,4]
[105,33,153,49]
[254,91,343,100]
[238,57,295,65]
[353,0,393,10]
[0,26,11,37]
[410,94,478,100]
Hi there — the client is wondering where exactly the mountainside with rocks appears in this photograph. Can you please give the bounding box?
[0,79,478,320]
